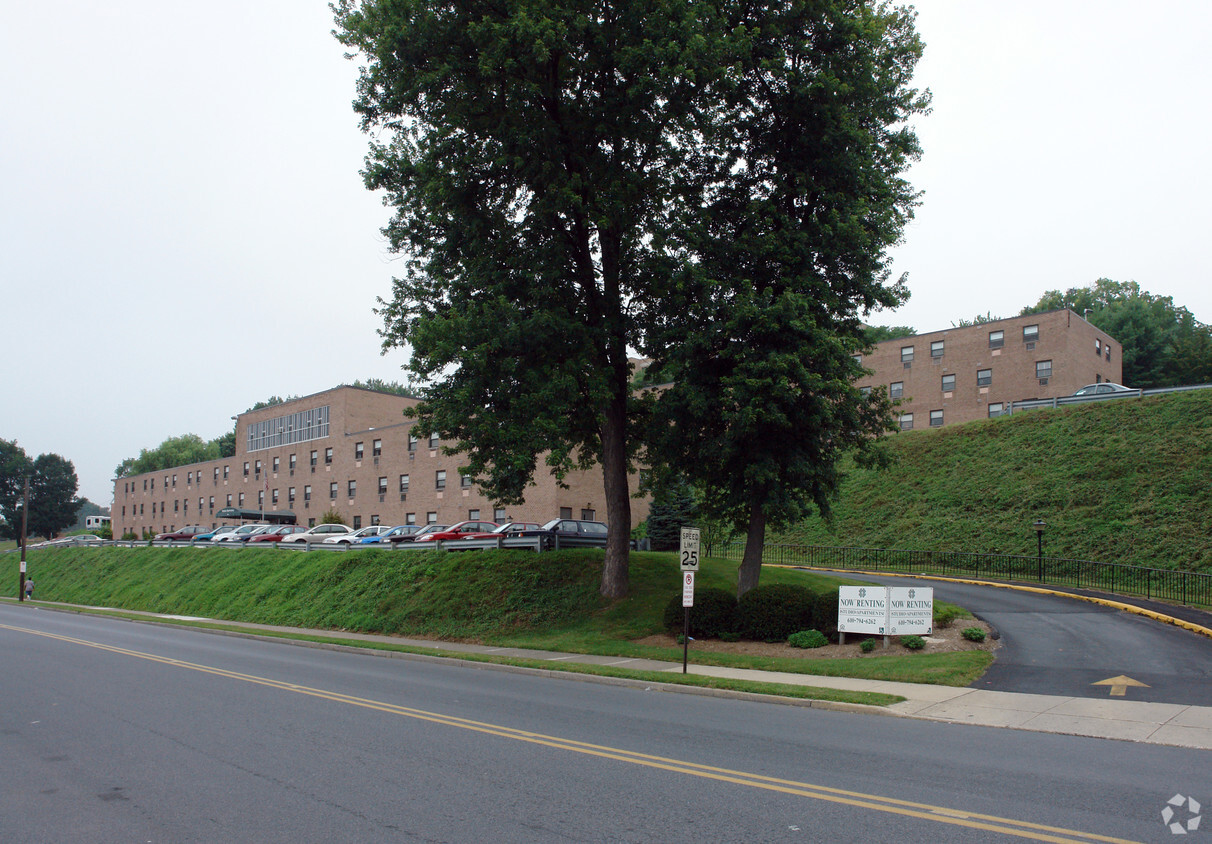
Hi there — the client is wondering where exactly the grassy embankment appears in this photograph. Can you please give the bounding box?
[774,389,1212,571]
[14,544,994,704]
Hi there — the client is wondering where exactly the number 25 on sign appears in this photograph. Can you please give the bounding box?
[680,527,700,571]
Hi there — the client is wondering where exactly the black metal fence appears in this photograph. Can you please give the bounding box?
[718,542,1212,609]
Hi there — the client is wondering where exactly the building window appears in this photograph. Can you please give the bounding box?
[289,453,297,470]
[408,434,417,452]
[930,409,944,427]
[257,491,264,507]
[198,497,204,511]
[310,450,318,467]
[900,345,914,363]
[460,473,472,489]
[308,518,316,528]
[494,508,506,521]
[348,480,358,499]
[243,462,249,477]
[852,354,862,365]
[254,460,262,476]
[289,487,296,503]
[930,340,944,358]
[1106,346,1111,362]
[426,512,438,524]
[272,456,280,473]
[860,385,872,397]
[941,374,955,392]
[214,468,220,482]
[272,488,279,505]
[1095,338,1102,356]
[581,509,596,520]
[890,381,904,399]
[324,447,333,464]
[560,507,573,519]
[406,512,416,525]
[172,474,177,487]
[988,403,1004,418]
[371,514,380,526]
[469,509,481,520]
[429,432,440,449]
[355,442,364,460]
[187,472,192,485]
[330,482,338,499]
[899,413,913,430]
[435,470,446,490]
[209,496,215,510]
[352,515,362,529]
[1036,360,1053,379]
[378,477,388,495]
[226,494,233,506]
[238,493,245,506]
[175,499,180,512]
[989,330,1004,349]
[1023,324,1039,342]
[372,439,382,457]
[304,486,311,502]
[976,368,992,386]
[399,474,409,493]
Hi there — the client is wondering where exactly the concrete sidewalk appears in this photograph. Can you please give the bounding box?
[36,603,1212,751]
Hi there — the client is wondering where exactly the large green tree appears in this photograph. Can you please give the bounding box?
[642,1,927,595]
[1022,279,1212,389]
[0,439,33,538]
[114,433,222,479]
[335,0,742,597]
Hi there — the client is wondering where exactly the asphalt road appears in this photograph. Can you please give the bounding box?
[1,603,1207,843]
[839,572,1212,705]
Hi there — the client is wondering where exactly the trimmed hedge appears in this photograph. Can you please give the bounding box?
[736,584,816,642]
[663,587,738,638]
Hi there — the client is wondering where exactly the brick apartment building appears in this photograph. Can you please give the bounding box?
[857,308,1123,429]
[113,386,645,538]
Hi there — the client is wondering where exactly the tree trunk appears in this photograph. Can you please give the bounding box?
[737,501,766,598]
[598,394,631,599]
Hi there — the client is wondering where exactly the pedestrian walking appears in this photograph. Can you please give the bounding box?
[23,578,33,600]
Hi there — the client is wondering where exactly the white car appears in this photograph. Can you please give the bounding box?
[214,524,270,543]
[280,523,352,544]
[323,525,389,544]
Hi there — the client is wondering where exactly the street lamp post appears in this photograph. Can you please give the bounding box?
[1033,519,1047,583]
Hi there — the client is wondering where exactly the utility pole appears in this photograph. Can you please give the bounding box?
[19,476,29,601]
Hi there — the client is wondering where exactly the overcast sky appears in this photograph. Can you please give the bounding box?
[3,1,1210,508]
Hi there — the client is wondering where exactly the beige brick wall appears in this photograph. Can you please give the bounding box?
[114,386,646,538]
[857,309,1122,429]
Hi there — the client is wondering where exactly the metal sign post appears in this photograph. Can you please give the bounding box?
[680,527,700,674]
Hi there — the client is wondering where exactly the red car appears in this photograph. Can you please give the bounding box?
[155,525,207,541]
[413,520,499,542]
[246,525,308,543]
[464,522,543,539]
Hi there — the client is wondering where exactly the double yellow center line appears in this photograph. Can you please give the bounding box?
[2,622,1139,843]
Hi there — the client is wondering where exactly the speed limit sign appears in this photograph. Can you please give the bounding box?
[679,527,700,571]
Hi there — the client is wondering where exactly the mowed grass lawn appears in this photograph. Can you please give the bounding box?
[17,544,992,690]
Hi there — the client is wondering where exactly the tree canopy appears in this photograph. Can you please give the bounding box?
[0,441,79,540]
[336,0,928,597]
[1022,279,1212,389]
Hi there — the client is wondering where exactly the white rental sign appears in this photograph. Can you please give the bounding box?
[837,586,933,635]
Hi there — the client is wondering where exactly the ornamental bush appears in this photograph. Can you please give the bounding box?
[901,635,926,650]
[663,587,737,639]
[859,638,877,654]
[788,629,828,649]
[736,584,816,642]
[961,626,987,643]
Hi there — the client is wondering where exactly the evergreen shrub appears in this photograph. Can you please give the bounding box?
[663,587,737,638]
[788,629,828,649]
[736,584,816,642]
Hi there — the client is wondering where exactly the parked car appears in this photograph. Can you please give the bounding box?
[324,525,390,544]
[388,524,449,543]
[214,524,270,543]
[1073,382,1134,396]
[463,522,543,540]
[155,525,208,541]
[192,526,236,543]
[57,534,103,546]
[413,520,499,542]
[361,525,420,544]
[516,518,610,549]
[246,525,308,543]
[279,523,353,544]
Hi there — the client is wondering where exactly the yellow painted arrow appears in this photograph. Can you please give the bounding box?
[1092,675,1150,697]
